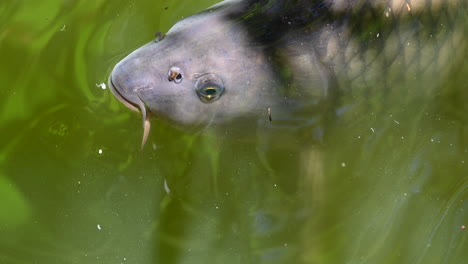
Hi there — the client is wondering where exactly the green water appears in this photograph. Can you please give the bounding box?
[0,0,467,263]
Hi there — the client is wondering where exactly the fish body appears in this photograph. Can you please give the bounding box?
[109,0,466,141]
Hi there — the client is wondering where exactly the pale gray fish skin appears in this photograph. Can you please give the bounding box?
[108,0,466,132]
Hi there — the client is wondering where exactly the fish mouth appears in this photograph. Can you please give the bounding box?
[108,75,140,113]
[108,74,152,149]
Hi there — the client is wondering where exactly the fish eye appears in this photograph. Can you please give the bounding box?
[168,66,183,83]
[195,73,224,103]
[199,85,222,101]
[204,87,218,95]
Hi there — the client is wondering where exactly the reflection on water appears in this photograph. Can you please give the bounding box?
[0,0,467,263]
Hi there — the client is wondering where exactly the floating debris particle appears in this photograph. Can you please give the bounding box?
[97,224,102,230]
[60,25,66,31]
[98,149,103,155]
[394,120,400,125]
[370,127,375,133]
[406,3,411,12]
[341,162,346,167]
[164,178,171,195]
[385,7,391,17]
[96,83,107,89]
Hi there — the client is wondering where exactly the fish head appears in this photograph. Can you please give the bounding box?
[109,6,277,130]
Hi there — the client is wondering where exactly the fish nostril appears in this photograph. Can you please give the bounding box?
[167,66,183,83]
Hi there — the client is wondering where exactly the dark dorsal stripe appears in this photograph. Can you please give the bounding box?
[229,0,333,43]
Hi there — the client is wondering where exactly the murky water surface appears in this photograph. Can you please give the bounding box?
[0,1,467,263]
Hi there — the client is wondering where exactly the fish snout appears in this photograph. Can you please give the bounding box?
[108,60,155,113]
[108,74,138,112]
